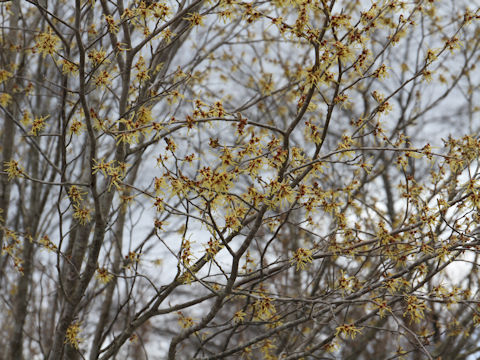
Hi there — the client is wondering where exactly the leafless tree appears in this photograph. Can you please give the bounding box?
[1,0,480,359]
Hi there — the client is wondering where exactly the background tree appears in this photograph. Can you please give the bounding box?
[0,0,480,359]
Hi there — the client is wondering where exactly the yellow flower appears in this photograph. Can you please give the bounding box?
[186,12,205,26]
[68,185,86,204]
[253,295,276,321]
[374,301,391,318]
[0,93,12,107]
[372,64,390,80]
[445,36,462,53]
[35,29,60,57]
[220,146,237,168]
[333,41,355,63]
[4,160,24,180]
[92,158,114,176]
[134,56,150,82]
[403,295,428,324]
[39,235,57,252]
[153,176,167,195]
[61,59,78,75]
[152,3,171,19]
[73,206,91,225]
[0,69,12,83]
[65,322,82,349]
[272,180,296,206]
[336,270,352,293]
[335,323,363,339]
[95,267,114,284]
[94,70,112,88]
[205,237,222,258]
[104,14,119,33]
[233,310,247,323]
[69,119,84,135]
[177,311,195,328]
[291,248,313,271]
[29,115,49,136]
[88,49,110,65]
